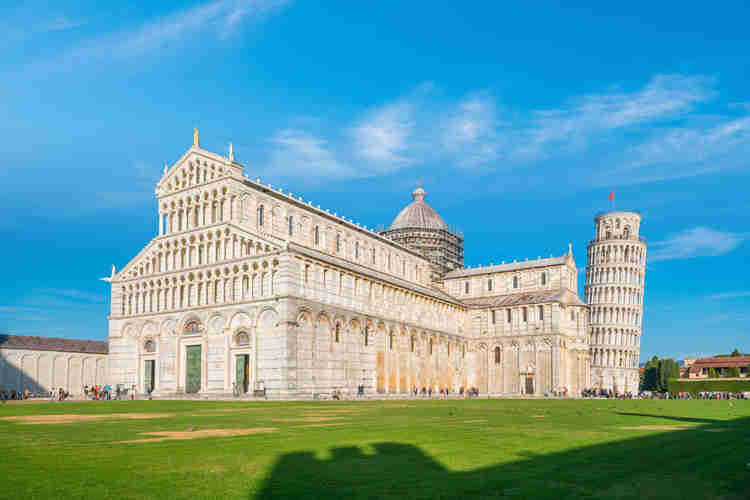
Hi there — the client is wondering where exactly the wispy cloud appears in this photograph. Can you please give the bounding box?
[648,227,744,262]
[29,0,290,69]
[353,100,416,169]
[264,129,359,181]
[709,291,750,300]
[256,74,747,188]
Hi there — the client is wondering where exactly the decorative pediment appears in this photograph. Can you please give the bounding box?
[155,145,243,198]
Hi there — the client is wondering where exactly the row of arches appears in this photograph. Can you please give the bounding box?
[589,306,641,326]
[588,243,645,265]
[119,260,280,317]
[296,308,468,394]
[585,286,643,306]
[0,353,107,395]
[590,348,639,368]
[126,228,276,279]
[585,266,643,286]
[589,327,640,347]
[298,258,463,334]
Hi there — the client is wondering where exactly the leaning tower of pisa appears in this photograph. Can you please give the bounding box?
[584,211,646,393]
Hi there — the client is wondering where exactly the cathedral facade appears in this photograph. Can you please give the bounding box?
[106,135,593,398]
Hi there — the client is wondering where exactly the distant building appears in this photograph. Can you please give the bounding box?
[688,355,750,378]
[0,334,108,395]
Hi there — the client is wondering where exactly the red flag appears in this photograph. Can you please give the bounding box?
[608,189,614,201]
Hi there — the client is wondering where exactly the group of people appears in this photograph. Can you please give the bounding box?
[49,388,70,401]
[1,389,34,401]
[684,391,749,400]
[582,388,635,399]
[83,385,111,400]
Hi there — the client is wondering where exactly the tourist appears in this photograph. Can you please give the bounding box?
[116,385,121,400]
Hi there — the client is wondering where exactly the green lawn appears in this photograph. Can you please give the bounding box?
[1,398,748,499]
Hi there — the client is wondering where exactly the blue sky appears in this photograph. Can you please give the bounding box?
[1,0,749,360]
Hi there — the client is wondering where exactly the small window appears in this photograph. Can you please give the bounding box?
[462,344,465,358]
[184,320,202,334]
[541,272,547,286]
[465,282,470,294]
[313,226,319,246]
[410,336,415,352]
[389,332,394,350]
[144,339,156,353]
[507,309,512,323]
[371,248,376,264]
[257,205,264,226]
[538,305,544,321]
[336,233,341,252]
[494,347,501,364]
[429,338,433,355]
[488,279,493,291]
[355,242,359,259]
[335,323,340,343]
[236,332,250,345]
[365,327,369,346]
[491,310,496,324]
[513,276,519,289]
[288,216,293,236]
[522,307,527,322]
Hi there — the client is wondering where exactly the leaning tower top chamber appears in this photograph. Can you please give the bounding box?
[584,211,647,393]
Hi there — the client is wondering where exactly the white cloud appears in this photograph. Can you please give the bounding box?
[442,94,501,167]
[353,101,416,169]
[709,291,750,300]
[268,75,725,183]
[648,227,744,262]
[607,115,750,185]
[31,0,290,68]
[265,129,359,181]
[520,74,713,160]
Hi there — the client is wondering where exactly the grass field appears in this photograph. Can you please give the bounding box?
[1,398,749,499]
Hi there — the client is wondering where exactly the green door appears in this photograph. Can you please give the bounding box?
[235,355,248,393]
[186,346,202,393]
[144,360,155,391]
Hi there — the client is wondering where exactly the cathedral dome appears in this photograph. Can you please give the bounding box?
[389,186,447,230]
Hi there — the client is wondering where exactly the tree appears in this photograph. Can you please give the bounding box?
[708,368,718,378]
[725,366,740,378]
[639,356,679,392]
[730,348,741,357]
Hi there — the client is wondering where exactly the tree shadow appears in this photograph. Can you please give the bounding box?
[615,412,719,425]
[253,416,750,499]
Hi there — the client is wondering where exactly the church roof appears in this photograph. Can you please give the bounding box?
[444,255,570,279]
[389,187,447,231]
[460,289,586,309]
[0,334,108,354]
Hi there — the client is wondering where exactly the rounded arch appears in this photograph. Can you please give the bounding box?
[229,311,252,331]
[257,307,279,329]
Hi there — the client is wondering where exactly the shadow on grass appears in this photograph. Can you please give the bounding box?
[253,416,749,500]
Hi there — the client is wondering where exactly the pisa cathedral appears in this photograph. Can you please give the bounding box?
[101,132,646,398]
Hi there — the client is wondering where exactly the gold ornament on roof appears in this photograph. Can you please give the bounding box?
[193,128,199,147]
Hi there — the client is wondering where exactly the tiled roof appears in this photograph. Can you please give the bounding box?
[460,289,586,309]
[444,256,570,279]
[0,334,108,354]
[691,356,750,368]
